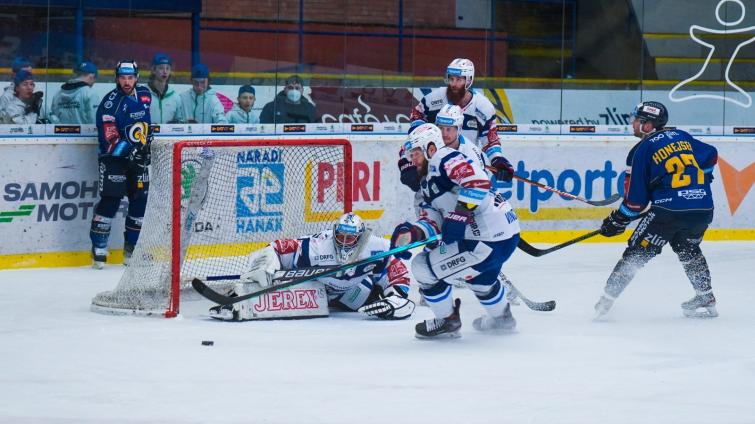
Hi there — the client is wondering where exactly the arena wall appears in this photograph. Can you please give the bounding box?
[1,133,753,269]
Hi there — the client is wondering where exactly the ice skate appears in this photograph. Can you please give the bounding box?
[209,289,240,321]
[681,291,718,318]
[123,243,135,266]
[593,293,615,319]
[209,303,239,321]
[415,298,462,339]
[92,247,108,270]
[473,303,516,333]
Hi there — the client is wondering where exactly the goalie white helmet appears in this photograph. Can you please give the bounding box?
[445,58,475,89]
[435,104,464,129]
[403,123,442,160]
[333,212,366,263]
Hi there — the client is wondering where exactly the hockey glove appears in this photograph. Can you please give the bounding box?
[390,222,423,260]
[491,156,515,182]
[358,286,415,320]
[442,210,470,244]
[398,156,421,192]
[600,209,632,237]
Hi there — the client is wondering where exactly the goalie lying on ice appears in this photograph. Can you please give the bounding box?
[209,212,415,321]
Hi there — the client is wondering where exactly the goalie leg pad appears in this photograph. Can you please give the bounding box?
[244,246,282,287]
[213,280,330,321]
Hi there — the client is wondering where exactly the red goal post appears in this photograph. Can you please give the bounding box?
[91,138,352,318]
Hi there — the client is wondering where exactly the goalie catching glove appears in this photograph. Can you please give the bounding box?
[358,286,415,320]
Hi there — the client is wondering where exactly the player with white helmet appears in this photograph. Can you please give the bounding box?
[400,58,514,193]
[390,123,521,338]
[208,212,415,321]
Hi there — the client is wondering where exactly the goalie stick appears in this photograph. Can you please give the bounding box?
[187,229,374,285]
[517,230,601,257]
[192,235,440,306]
[486,166,621,206]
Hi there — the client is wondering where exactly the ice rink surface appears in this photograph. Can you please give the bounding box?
[1,241,754,424]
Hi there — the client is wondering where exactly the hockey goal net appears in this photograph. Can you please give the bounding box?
[91,138,352,317]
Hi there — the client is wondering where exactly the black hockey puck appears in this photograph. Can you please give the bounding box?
[201,340,214,346]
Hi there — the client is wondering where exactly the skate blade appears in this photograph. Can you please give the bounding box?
[92,261,105,270]
[683,305,718,318]
[473,326,517,334]
[415,330,461,340]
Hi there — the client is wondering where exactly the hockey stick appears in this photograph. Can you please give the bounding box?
[499,273,556,312]
[486,166,621,206]
[192,235,440,305]
[517,230,601,257]
[188,229,375,285]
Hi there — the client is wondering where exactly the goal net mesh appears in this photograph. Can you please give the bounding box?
[91,138,351,316]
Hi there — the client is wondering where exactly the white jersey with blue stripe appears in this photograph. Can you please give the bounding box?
[414,146,520,243]
[411,87,503,163]
[272,231,410,298]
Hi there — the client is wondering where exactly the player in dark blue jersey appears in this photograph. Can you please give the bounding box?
[595,101,719,319]
[89,60,152,268]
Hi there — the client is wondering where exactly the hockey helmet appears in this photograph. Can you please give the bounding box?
[435,104,464,129]
[333,212,366,263]
[445,58,475,89]
[632,101,668,130]
[115,60,139,78]
[404,123,443,161]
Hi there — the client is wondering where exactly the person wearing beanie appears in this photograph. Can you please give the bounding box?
[0,70,43,124]
[49,61,99,124]
[179,63,227,123]
[226,84,259,124]
[0,57,33,112]
[260,74,318,124]
[147,53,185,123]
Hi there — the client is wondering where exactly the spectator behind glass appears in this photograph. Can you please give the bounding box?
[226,84,259,124]
[0,70,44,124]
[180,63,227,124]
[147,53,185,124]
[49,61,99,124]
[259,74,318,124]
[0,57,32,111]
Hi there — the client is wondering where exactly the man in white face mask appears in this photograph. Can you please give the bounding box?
[259,74,318,124]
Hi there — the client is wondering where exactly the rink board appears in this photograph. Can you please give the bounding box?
[0,134,753,269]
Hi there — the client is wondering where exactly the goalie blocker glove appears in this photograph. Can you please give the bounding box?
[358,286,415,320]
[600,209,632,237]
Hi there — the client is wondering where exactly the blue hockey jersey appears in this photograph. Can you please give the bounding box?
[95,85,152,157]
[621,129,718,215]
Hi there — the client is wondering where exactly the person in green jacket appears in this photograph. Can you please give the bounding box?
[226,85,259,124]
[147,53,185,124]
[49,61,99,124]
[180,63,227,124]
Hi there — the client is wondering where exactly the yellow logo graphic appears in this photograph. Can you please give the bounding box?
[483,88,514,124]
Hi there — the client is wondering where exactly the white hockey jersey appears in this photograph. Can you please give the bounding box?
[414,146,520,242]
[409,134,487,214]
[271,231,410,299]
[411,87,503,163]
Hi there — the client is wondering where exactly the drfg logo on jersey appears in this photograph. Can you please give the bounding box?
[236,148,285,234]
